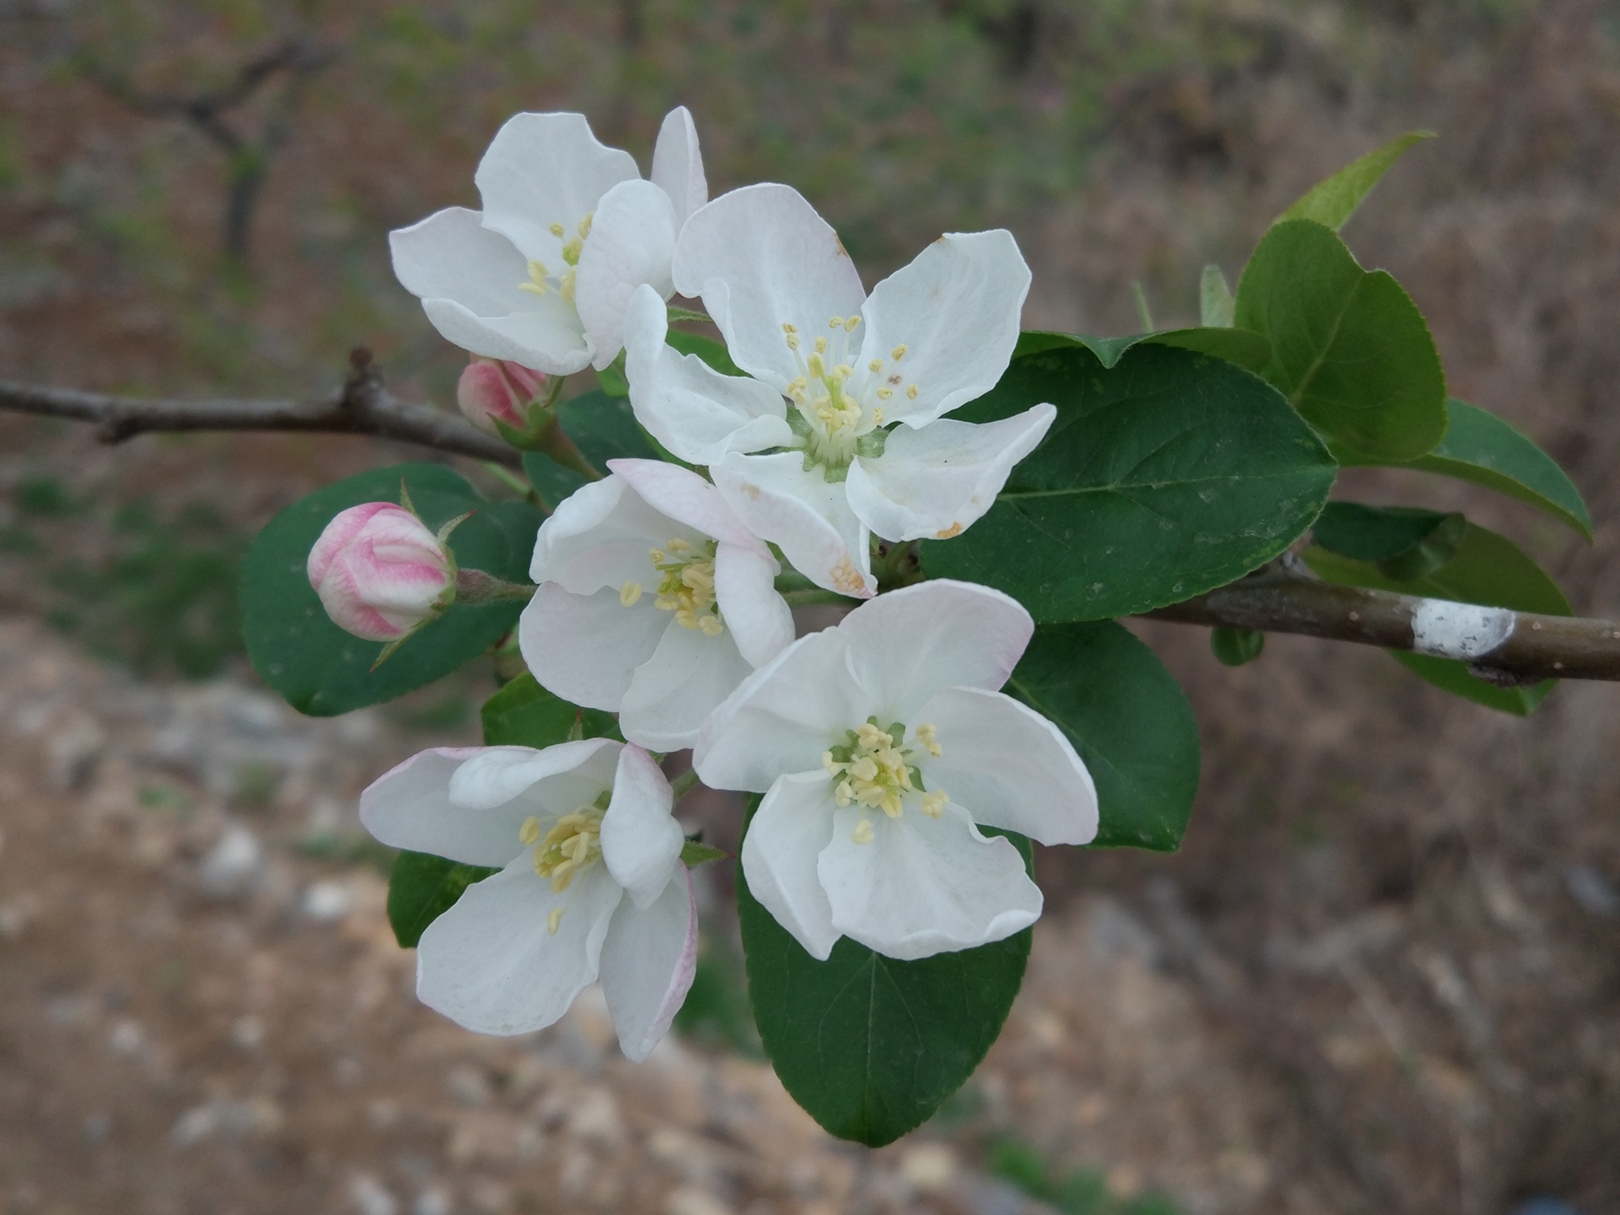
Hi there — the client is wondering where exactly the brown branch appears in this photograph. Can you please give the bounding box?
[1145,556,1620,683]
[0,351,521,469]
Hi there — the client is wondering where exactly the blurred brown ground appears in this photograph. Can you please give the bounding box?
[1,3,1619,1213]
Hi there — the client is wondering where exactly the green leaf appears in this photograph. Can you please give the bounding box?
[926,344,1336,622]
[1211,626,1265,667]
[241,464,541,716]
[386,850,497,948]
[1200,264,1235,328]
[1332,398,1593,540]
[679,840,730,866]
[1312,501,1467,579]
[1278,131,1435,231]
[739,803,1033,1146]
[1012,327,1271,373]
[596,353,630,397]
[519,389,660,507]
[521,450,588,514]
[1234,219,1447,460]
[1304,522,1572,715]
[666,329,745,377]
[480,672,620,746]
[1006,621,1200,851]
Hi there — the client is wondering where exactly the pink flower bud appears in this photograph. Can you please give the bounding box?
[456,357,548,435]
[307,503,455,642]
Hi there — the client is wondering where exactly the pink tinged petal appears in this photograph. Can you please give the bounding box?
[448,739,621,812]
[474,112,639,267]
[741,772,841,960]
[390,208,591,374]
[650,106,708,226]
[574,180,680,370]
[693,628,870,792]
[359,746,526,867]
[306,502,394,586]
[710,452,875,599]
[416,858,623,1036]
[620,620,756,752]
[519,584,674,713]
[671,183,867,390]
[913,687,1098,846]
[530,474,699,594]
[712,543,794,669]
[599,864,698,1061]
[622,285,791,465]
[600,746,682,907]
[457,359,529,434]
[845,405,1056,543]
[856,229,1031,427]
[607,458,764,551]
[820,803,1041,961]
[309,504,451,642]
[835,579,1033,719]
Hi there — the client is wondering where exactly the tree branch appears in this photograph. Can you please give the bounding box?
[0,351,521,469]
[1144,556,1620,683]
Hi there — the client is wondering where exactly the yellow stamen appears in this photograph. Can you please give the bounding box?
[868,358,885,373]
[578,212,594,239]
[844,316,861,332]
[786,333,800,350]
[906,384,919,399]
[649,537,723,636]
[549,222,565,237]
[519,816,541,846]
[829,316,844,329]
[547,907,564,935]
[851,819,875,845]
[813,336,828,355]
[871,407,883,425]
[782,322,798,333]
[620,581,643,607]
[890,344,908,361]
[921,791,948,818]
[876,387,893,401]
[518,259,549,296]
[561,237,583,267]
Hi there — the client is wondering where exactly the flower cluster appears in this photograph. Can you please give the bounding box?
[320,108,1098,1059]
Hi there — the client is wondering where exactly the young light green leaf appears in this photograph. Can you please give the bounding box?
[1200,264,1235,327]
[679,840,729,866]
[1278,131,1435,231]
[1332,398,1593,540]
[480,672,620,747]
[1304,522,1572,715]
[387,850,498,948]
[1006,621,1200,851]
[241,464,540,717]
[1235,219,1447,460]
[925,344,1336,622]
[739,803,1032,1146]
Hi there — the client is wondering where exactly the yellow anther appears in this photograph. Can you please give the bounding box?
[532,808,605,893]
[872,408,884,425]
[807,353,826,379]
[518,259,550,296]
[851,819,875,845]
[786,333,800,350]
[666,537,691,552]
[547,906,564,935]
[559,267,577,302]
[828,316,845,329]
[561,236,583,266]
[578,212,594,239]
[648,549,666,565]
[921,790,949,818]
[844,316,861,332]
[891,344,908,360]
[907,384,919,399]
[620,581,643,607]
[698,615,723,637]
[813,336,828,355]
[782,322,798,333]
[833,363,854,381]
[835,782,853,807]
[915,723,942,757]
[519,816,541,846]
[869,358,885,373]
[650,536,723,636]
[876,387,893,401]
[549,222,565,237]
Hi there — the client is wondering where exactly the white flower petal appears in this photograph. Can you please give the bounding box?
[620,617,756,751]
[623,285,791,465]
[713,542,794,669]
[650,106,707,225]
[600,745,682,907]
[358,746,512,866]
[915,687,1098,846]
[421,297,593,376]
[856,229,1030,427]
[520,584,674,712]
[475,112,638,266]
[846,405,1055,542]
[607,457,764,551]
[671,184,866,390]
[416,858,622,1035]
[449,740,620,812]
[711,452,875,599]
[693,628,869,792]
[530,474,698,594]
[740,772,841,960]
[599,863,698,1061]
[835,579,1033,719]
[575,179,679,370]
[820,802,1041,960]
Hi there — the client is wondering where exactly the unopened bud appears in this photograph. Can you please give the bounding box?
[306,503,455,642]
[456,356,549,436]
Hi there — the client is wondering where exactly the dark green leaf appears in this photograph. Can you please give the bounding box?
[1304,523,1572,715]
[1332,398,1593,540]
[480,672,620,746]
[1006,621,1200,851]
[387,850,498,948]
[520,451,588,514]
[926,344,1336,622]
[1312,501,1467,579]
[1211,626,1265,667]
[241,464,540,717]
[1278,131,1435,230]
[556,389,662,468]
[1235,219,1447,460]
[666,329,746,377]
[739,802,1032,1146]
[1012,327,1271,373]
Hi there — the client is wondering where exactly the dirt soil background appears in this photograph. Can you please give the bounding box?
[3,3,1620,1214]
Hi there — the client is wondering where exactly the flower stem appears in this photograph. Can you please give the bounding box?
[535,420,602,481]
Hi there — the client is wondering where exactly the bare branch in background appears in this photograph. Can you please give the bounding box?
[0,351,520,470]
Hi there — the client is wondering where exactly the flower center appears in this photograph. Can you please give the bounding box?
[519,793,609,932]
[822,718,947,844]
[619,537,724,637]
[516,211,595,305]
[779,316,920,474]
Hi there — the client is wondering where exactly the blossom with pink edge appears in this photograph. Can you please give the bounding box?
[694,580,1098,962]
[306,503,455,642]
[456,356,549,436]
[360,740,697,1057]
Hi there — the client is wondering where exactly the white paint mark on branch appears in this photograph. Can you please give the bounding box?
[1410,600,1515,659]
